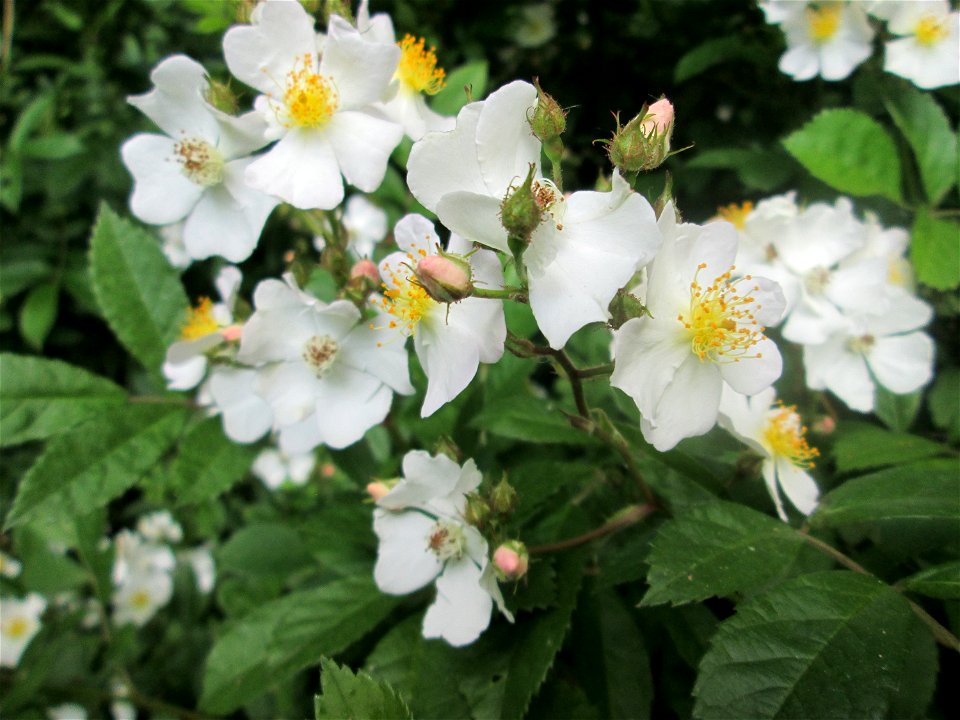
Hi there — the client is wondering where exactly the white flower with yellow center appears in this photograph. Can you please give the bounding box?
[719,386,821,521]
[373,451,512,647]
[762,1,875,81]
[377,214,506,417]
[122,55,279,262]
[112,570,174,627]
[611,203,786,451]
[1,593,46,667]
[234,278,413,452]
[223,1,403,209]
[874,0,960,88]
[356,0,456,140]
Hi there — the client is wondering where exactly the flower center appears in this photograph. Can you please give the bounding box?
[806,4,841,43]
[180,298,219,341]
[302,335,339,377]
[283,54,339,128]
[173,138,224,187]
[803,266,831,296]
[763,404,819,469]
[396,35,446,95]
[533,179,565,226]
[427,520,465,561]
[4,616,30,639]
[915,13,948,46]
[717,201,753,230]
[678,264,766,363]
[847,333,875,354]
[378,262,436,336]
[130,590,152,610]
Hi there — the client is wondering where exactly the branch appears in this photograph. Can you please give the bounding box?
[529,504,654,555]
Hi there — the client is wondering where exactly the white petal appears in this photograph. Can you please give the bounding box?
[122,134,203,225]
[373,510,442,594]
[213,108,272,158]
[803,339,875,412]
[379,450,466,512]
[311,364,393,448]
[393,213,440,256]
[641,355,723,451]
[475,80,540,196]
[326,110,402,193]
[339,321,414,395]
[415,319,482,417]
[209,368,272,443]
[245,129,343,210]
[761,459,789,521]
[423,556,493,647]
[775,458,820,517]
[868,332,934,394]
[611,317,690,420]
[128,55,219,141]
[163,355,208,391]
[436,191,510,253]
[321,17,400,109]
[719,336,783,396]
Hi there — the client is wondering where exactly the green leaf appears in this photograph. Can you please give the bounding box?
[812,459,959,528]
[4,404,188,529]
[641,501,810,607]
[219,523,313,579]
[88,204,189,372]
[430,60,489,115]
[0,354,126,447]
[674,36,762,84]
[782,109,902,203]
[929,367,960,442]
[901,561,960,600]
[686,147,793,192]
[832,423,946,474]
[693,571,937,719]
[911,208,960,290]
[315,657,413,720]
[874,386,922,433]
[470,398,595,445]
[17,280,59,350]
[20,133,84,160]
[882,80,958,205]
[169,418,257,504]
[200,576,400,715]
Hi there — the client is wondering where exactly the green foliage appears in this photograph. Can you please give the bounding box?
[901,561,960,600]
[168,418,258,504]
[783,109,902,203]
[831,423,947,474]
[17,280,59,351]
[315,657,413,720]
[0,353,126,447]
[929,368,960,442]
[910,208,960,290]
[693,572,937,719]
[674,36,764,84]
[430,61,489,115]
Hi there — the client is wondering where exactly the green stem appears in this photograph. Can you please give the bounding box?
[529,504,654,555]
[589,420,657,507]
[576,362,614,379]
[471,286,528,302]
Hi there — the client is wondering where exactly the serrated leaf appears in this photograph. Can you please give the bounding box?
[901,561,960,600]
[88,204,189,372]
[430,61,488,116]
[832,423,946,474]
[315,657,412,720]
[693,571,937,719]
[18,280,59,350]
[169,418,257,504]
[0,354,126,447]
[882,80,958,205]
[4,404,188,529]
[783,109,902,203]
[911,208,960,290]
[641,502,809,607]
[812,459,959,528]
[200,576,400,715]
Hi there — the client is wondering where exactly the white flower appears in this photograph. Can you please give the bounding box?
[136,511,183,544]
[47,704,87,720]
[513,3,557,48]
[523,171,662,349]
[877,0,960,88]
[0,551,22,579]
[223,1,403,209]
[0,593,46,667]
[252,447,316,489]
[719,386,820,521]
[762,1,875,81]
[407,80,541,254]
[182,546,216,594]
[340,194,389,258]
[373,451,512,646]
[122,55,279,262]
[111,701,136,720]
[111,529,176,587]
[356,0,456,141]
[112,570,173,627]
[611,203,786,451]
[235,278,413,452]
[377,214,506,416]
[164,265,243,390]
[802,292,935,412]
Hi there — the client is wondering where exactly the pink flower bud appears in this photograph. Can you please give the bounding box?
[366,481,391,501]
[493,541,529,580]
[220,324,243,342]
[350,259,379,283]
[641,98,674,136]
[414,253,473,303]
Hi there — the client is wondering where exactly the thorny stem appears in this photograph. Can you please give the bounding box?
[529,504,654,555]
[801,531,960,652]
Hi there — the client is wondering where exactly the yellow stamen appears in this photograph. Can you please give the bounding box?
[678,264,766,363]
[806,4,842,43]
[716,201,754,230]
[4,617,30,639]
[180,298,219,341]
[173,138,224,187]
[282,53,339,128]
[915,13,948,46]
[763,404,820,469]
[396,35,446,95]
[130,590,152,610]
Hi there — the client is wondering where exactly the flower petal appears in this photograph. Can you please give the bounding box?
[435,191,510,253]
[326,110,403,193]
[373,510,442,594]
[128,55,219,141]
[321,16,400,109]
[475,80,540,196]
[423,556,493,646]
[122,134,203,225]
[245,129,343,210]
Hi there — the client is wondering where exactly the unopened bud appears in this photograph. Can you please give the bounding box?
[641,98,674,138]
[205,79,239,115]
[414,252,473,304]
[366,479,396,501]
[464,493,491,528]
[350,259,379,283]
[608,289,649,330]
[432,436,462,463]
[603,97,675,173]
[490,477,518,515]
[811,415,837,435]
[493,541,529,580]
[221,324,243,342]
[529,77,566,143]
[500,164,543,241]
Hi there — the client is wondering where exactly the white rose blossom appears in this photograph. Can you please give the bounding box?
[223,1,403,209]
[122,55,279,262]
[873,0,960,88]
[1,593,46,667]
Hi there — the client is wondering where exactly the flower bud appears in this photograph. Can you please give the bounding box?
[603,98,675,173]
[205,79,239,115]
[464,493,491,528]
[529,77,566,143]
[350,259,379,283]
[500,164,543,241]
[490,477,518,515]
[414,252,473,304]
[607,289,649,330]
[493,541,529,580]
[641,98,674,138]
[220,324,243,342]
[366,479,397,501]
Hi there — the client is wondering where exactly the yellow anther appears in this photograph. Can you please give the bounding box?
[396,35,446,95]
[806,4,842,42]
[180,298,219,341]
[764,404,820,469]
[283,54,339,128]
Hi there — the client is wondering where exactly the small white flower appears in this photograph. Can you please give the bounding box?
[112,570,173,627]
[876,0,960,88]
[136,510,184,544]
[377,214,506,416]
[122,55,279,262]
[252,447,316,489]
[719,386,821,521]
[182,546,217,594]
[611,203,786,451]
[340,194,389,258]
[111,529,176,587]
[762,0,875,81]
[47,704,87,720]
[223,1,403,209]
[373,451,512,646]
[0,551,22,579]
[0,593,46,667]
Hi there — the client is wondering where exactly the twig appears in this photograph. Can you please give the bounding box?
[529,504,654,555]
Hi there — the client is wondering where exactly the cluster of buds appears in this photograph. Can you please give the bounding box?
[602,98,675,174]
